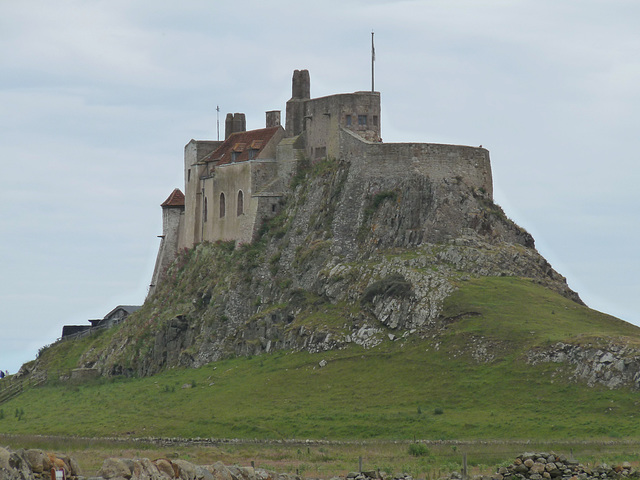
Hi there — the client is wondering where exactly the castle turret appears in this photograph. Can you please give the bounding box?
[148,188,185,297]
[285,69,310,136]
[291,69,310,99]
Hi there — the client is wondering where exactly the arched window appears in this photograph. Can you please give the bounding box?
[219,192,226,218]
[203,197,208,222]
[237,190,244,216]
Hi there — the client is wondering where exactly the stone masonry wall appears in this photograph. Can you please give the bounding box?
[328,129,496,260]
[340,128,492,198]
[303,92,381,160]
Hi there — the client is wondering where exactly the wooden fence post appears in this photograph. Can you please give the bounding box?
[463,452,467,480]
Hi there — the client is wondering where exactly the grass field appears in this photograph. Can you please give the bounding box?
[3,277,640,477]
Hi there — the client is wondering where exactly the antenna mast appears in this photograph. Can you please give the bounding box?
[216,105,220,141]
[371,31,375,92]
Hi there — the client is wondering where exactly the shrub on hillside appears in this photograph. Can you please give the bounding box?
[408,443,430,457]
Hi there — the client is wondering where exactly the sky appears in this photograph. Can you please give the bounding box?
[1,0,638,375]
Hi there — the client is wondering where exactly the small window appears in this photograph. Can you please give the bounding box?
[237,190,244,216]
[219,192,226,218]
[358,115,367,126]
[346,115,352,126]
[203,197,208,222]
[373,115,379,127]
[188,169,191,181]
[248,149,256,160]
[271,204,277,213]
[232,151,240,162]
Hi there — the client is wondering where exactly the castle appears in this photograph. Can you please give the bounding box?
[148,70,492,296]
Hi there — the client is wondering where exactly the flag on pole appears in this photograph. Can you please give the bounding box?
[372,31,375,61]
[371,31,375,92]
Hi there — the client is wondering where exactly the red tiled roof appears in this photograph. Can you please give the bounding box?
[161,188,185,207]
[210,126,281,166]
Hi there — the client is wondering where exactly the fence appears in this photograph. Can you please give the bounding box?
[0,323,114,406]
[0,373,46,406]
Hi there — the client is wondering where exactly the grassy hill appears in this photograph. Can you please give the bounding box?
[4,276,640,441]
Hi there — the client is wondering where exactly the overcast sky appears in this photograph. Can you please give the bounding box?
[1,0,638,374]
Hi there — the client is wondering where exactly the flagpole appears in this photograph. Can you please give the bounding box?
[371,31,375,92]
[216,105,220,141]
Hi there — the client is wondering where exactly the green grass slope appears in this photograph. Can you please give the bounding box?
[3,277,640,441]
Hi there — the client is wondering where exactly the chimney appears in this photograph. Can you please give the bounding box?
[266,110,281,128]
[225,112,247,139]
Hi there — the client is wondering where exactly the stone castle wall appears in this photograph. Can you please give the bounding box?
[340,128,493,198]
[182,140,222,249]
[302,92,381,160]
[149,206,183,296]
[202,161,254,244]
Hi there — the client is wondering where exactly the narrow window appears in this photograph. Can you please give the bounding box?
[373,115,379,127]
[203,197,208,222]
[358,115,367,126]
[188,169,191,181]
[271,204,277,213]
[219,192,226,218]
[346,115,352,126]
[237,190,244,216]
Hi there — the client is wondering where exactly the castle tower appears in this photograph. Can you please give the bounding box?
[285,69,310,136]
[148,188,185,297]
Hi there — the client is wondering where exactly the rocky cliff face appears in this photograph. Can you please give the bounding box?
[72,155,587,379]
[528,342,640,389]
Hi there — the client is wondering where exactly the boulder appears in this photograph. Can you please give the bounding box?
[0,448,35,480]
[207,462,234,480]
[55,452,81,476]
[530,463,546,475]
[132,457,163,479]
[154,458,179,478]
[25,449,47,474]
[0,447,13,471]
[173,459,200,480]
[98,458,134,479]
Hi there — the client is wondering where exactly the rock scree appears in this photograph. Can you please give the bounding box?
[442,452,639,480]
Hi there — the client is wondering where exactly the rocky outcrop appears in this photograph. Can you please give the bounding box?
[527,343,640,389]
[61,156,583,378]
[0,447,80,480]
[0,447,304,480]
[435,452,639,480]
[493,452,638,480]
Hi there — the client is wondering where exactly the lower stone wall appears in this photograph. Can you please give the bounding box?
[3,447,639,480]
